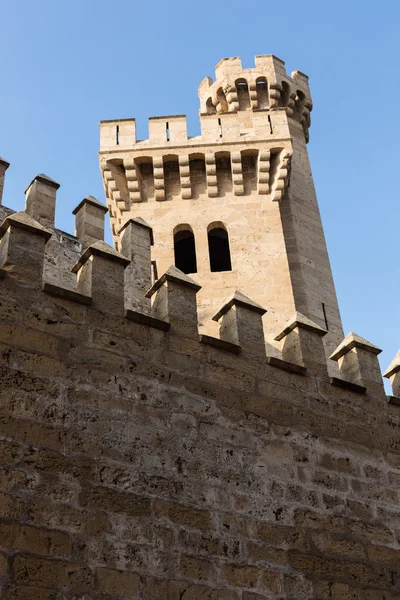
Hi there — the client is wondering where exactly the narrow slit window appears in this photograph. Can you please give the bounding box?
[174,228,197,274]
[268,115,273,134]
[166,122,170,142]
[322,302,329,330]
[116,125,120,145]
[218,117,222,138]
[151,260,158,284]
[208,226,232,272]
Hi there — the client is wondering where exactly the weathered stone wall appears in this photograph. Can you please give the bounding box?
[0,202,399,600]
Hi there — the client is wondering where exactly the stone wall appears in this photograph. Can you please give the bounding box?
[0,199,399,599]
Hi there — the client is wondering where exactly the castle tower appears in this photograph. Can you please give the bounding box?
[99,54,343,358]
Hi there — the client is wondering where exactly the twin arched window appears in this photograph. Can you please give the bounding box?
[173,224,232,274]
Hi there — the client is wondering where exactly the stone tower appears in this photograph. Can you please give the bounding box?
[99,54,343,358]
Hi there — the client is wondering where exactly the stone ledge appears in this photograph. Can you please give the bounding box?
[0,157,10,169]
[73,195,108,216]
[24,173,60,192]
[275,311,326,342]
[125,309,170,331]
[119,217,154,245]
[267,356,307,376]
[100,118,136,124]
[42,282,92,306]
[387,395,400,407]
[146,266,201,298]
[199,334,241,355]
[330,332,381,361]
[149,114,186,120]
[213,290,266,321]
[330,377,366,395]
[0,211,52,241]
[72,240,130,273]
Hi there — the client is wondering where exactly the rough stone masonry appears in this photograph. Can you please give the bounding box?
[0,54,399,599]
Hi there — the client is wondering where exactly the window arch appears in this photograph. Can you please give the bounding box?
[174,225,197,274]
[235,79,251,111]
[207,223,232,272]
[256,77,269,109]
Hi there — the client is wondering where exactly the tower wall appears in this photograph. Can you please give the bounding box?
[281,117,344,359]
[99,55,343,360]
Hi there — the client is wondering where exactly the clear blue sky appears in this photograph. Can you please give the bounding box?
[1,0,398,383]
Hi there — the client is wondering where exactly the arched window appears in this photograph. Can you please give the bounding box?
[208,224,232,272]
[256,77,269,109]
[235,79,251,111]
[174,226,197,274]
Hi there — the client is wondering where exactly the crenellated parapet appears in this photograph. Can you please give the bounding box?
[0,159,396,401]
[3,158,400,599]
[198,55,312,140]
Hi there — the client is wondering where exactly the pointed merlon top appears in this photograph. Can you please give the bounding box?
[72,239,130,273]
[383,350,400,379]
[72,195,108,215]
[145,265,201,298]
[24,174,60,194]
[330,332,382,362]
[275,311,327,342]
[119,217,154,245]
[0,211,52,241]
[0,157,10,169]
[213,290,267,322]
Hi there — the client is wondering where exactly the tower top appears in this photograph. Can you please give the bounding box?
[99,54,313,153]
[198,54,311,135]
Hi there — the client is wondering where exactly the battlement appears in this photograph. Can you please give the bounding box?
[99,54,312,159]
[0,161,397,402]
[2,159,400,599]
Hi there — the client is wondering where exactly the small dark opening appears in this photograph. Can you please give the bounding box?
[206,97,216,114]
[208,227,232,272]
[322,302,329,330]
[174,229,197,274]
[268,115,273,134]
[166,122,170,142]
[151,260,158,283]
[218,117,222,138]
[256,78,269,109]
[116,125,120,145]
[236,79,251,110]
